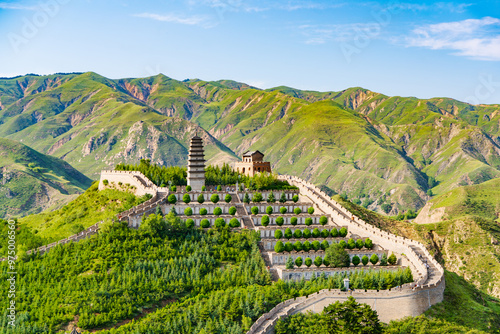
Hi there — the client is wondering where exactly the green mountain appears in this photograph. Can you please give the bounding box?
[0,137,92,217]
[1,72,499,214]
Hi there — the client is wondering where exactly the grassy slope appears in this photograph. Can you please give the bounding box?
[0,73,237,178]
[18,182,146,242]
[334,195,500,333]
[0,138,92,217]
[1,73,500,213]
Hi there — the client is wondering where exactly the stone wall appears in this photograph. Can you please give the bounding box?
[247,279,445,334]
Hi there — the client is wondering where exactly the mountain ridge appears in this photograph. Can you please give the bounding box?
[1,72,500,214]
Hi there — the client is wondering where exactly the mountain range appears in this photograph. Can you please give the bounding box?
[1,72,500,214]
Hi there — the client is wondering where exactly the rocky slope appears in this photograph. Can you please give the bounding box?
[1,72,499,214]
[0,138,92,217]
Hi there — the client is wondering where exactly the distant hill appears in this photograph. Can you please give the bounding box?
[1,72,499,213]
[0,138,92,217]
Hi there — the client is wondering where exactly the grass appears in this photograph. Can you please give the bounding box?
[1,72,500,215]
[0,137,92,217]
[18,182,148,242]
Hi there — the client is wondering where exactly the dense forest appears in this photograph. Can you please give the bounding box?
[2,210,413,334]
[115,160,296,190]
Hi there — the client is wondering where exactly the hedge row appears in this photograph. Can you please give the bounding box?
[274,227,349,239]
[285,254,398,269]
[183,206,237,216]
[168,193,232,205]
[186,218,241,228]
[243,192,299,204]
[252,206,315,216]
[274,238,373,252]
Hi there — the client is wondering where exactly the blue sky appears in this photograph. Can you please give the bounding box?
[1,0,499,103]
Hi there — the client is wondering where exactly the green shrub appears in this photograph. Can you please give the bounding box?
[339,227,348,237]
[284,242,294,252]
[303,228,311,238]
[339,240,347,249]
[266,206,273,214]
[185,185,192,191]
[167,194,177,204]
[321,229,330,238]
[210,194,219,203]
[285,257,294,269]
[320,240,329,250]
[197,194,205,204]
[364,238,373,249]
[381,203,392,214]
[229,218,240,228]
[217,185,222,191]
[280,207,287,214]
[308,207,315,214]
[356,239,364,249]
[275,230,283,239]
[103,179,109,186]
[352,198,361,205]
[185,219,194,228]
[352,255,360,266]
[290,217,298,225]
[214,218,226,228]
[275,241,285,253]
[184,207,193,216]
[251,206,259,215]
[243,193,251,204]
[312,240,321,251]
[292,194,299,203]
[200,219,210,228]
[347,238,356,249]
[213,207,222,216]
[314,256,322,267]
[305,217,312,226]
[276,216,284,226]
[253,192,263,203]
[284,228,293,239]
[294,229,303,238]
[280,192,287,203]
[325,243,350,268]
[388,253,397,265]
[183,193,191,204]
[225,194,232,203]
[362,255,369,266]
[330,228,339,237]
[295,257,303,267]
[294,241,303,252]
[201,185,206,191]
[305,257,312,267]
[200,208,207,215]
[380,253,388,266]
[312,228,321,238]
[267,192,275,203]
[261,215,270,226]
[171,185,177,192]
[370,254,379,265]
[294,207,302,215]
[319,216,327,225]
[228,206,237,215]
[303,241,311,251]
[323,256,330,267]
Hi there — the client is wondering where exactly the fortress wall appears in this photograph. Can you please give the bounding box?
[248,279,445,334]
[281,176,437,286]
[99,170,158,197]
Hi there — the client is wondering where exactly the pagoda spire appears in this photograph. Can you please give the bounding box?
[187,135,205,191]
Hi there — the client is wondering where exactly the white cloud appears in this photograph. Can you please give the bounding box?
[406,17,500,61]
[300,23,384,45]
[134,13,211,26]
[388,2,472,13]
[0,2,37,10]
